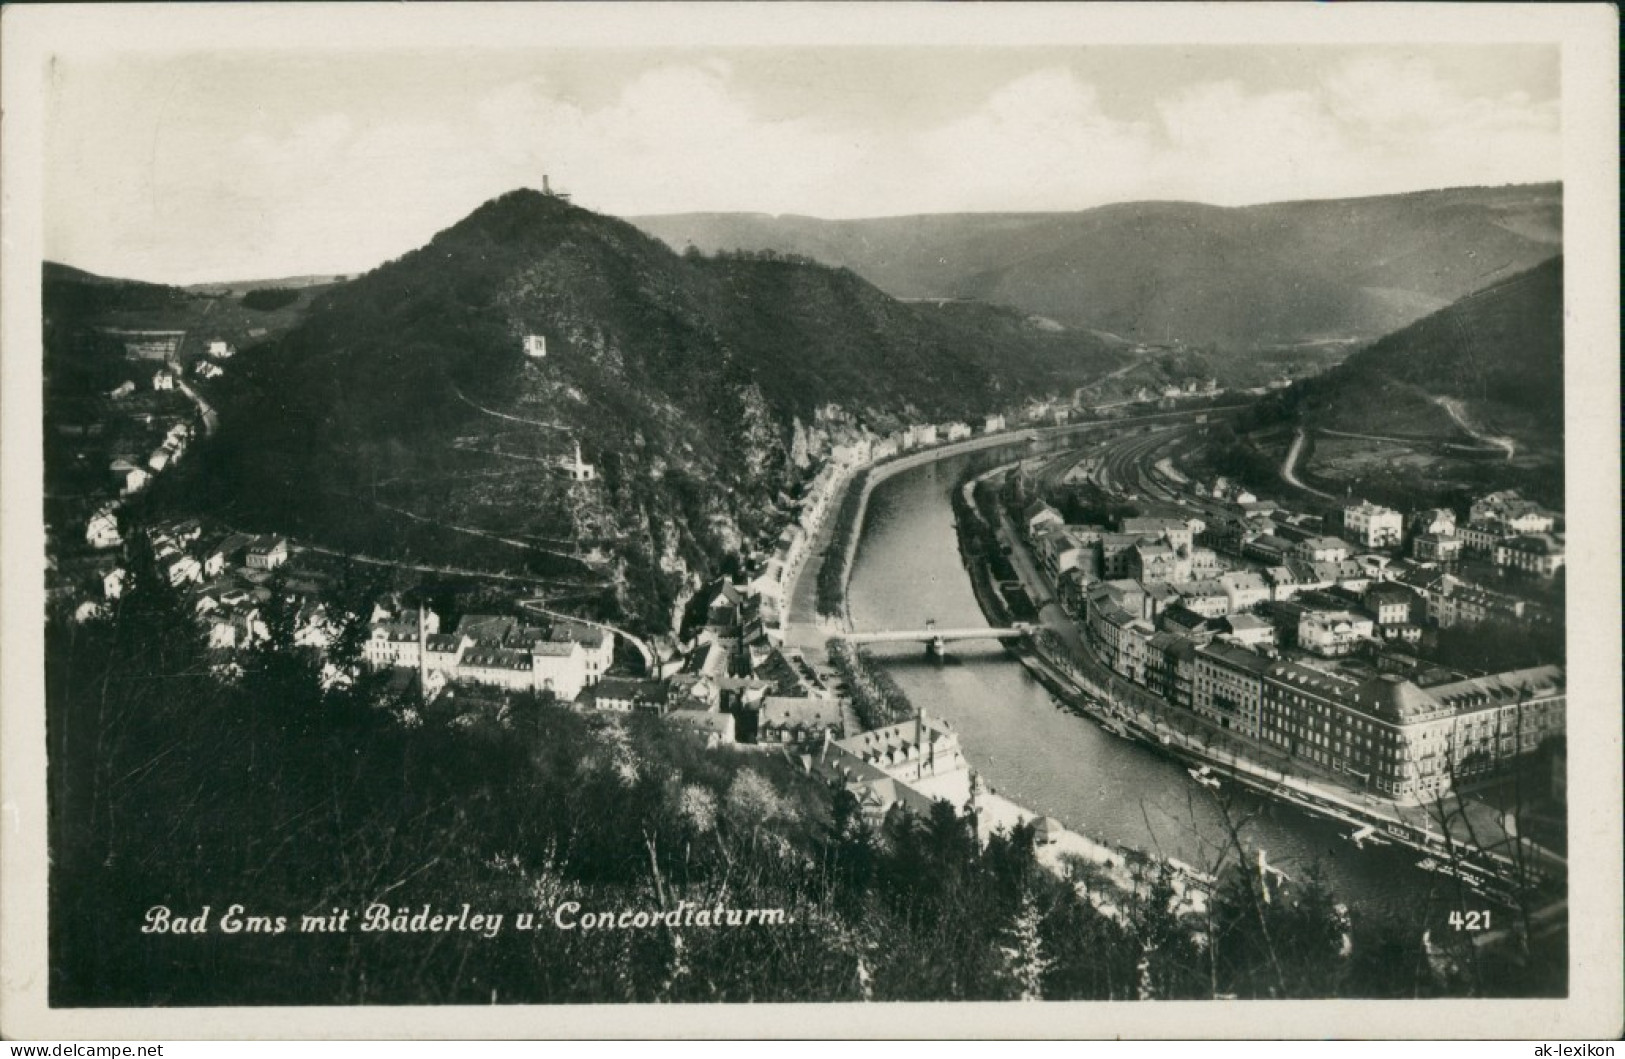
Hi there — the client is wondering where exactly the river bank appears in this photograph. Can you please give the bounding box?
[955,459,1559,901]
[786,435,1221,918]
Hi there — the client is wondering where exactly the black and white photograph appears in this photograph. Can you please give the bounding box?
[1,1,1618,1040]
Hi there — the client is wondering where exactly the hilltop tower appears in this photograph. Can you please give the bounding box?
[541,174,572,204]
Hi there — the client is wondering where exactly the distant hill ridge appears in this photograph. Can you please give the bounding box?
[187,188,1122,625]
[633,183,1561,350]
[1255,255,1564,454]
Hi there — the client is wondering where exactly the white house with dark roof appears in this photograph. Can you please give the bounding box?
[1297,610,1374,657]
[1293,536,1353,564]
[757,696,844,747]
[831,710,964,784]
[85,509,121,549]
[111,459,151,495]
[245,535,289,571]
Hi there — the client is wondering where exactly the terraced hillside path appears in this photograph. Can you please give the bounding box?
[1432,395,1517,460]
[1281,429,1335,499]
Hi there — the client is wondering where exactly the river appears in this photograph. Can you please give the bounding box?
[846,449,1429,912]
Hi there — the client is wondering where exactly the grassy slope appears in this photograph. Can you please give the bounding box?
[1265,256,1564,450]
[633,183,1562,349]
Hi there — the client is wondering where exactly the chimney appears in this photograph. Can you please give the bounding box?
[417,604,429,703]
[543,174,552,196]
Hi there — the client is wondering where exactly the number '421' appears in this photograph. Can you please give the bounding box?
[1448,909,1491,931]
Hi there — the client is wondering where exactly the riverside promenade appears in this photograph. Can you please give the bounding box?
[975,458,1560,887]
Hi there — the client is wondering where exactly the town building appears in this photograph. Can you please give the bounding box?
[1413,532,1464,563]
[1458,519,1511,556]
[1293,536,1353,564]
[245,536,290,571]
[1218,570,1271,613]
[1469,491,1556,534]
[422,633,470,677]
[1493,534,1566,578]
[983,414,1006,434]
[1363,584,1419,627]
[830,438,872,467]
[1218,612,1276,648]
[1191,641,1270,737]
[524,335,547,358]
[1024,500,1065,536]
[165,555,202,586]
[1145,632,1198,705]
[1121,517,1196,553]
[1262,565,1304,601]
[905,423,938,448]
[1260,661,1564,800]
[458,645,540,693]
[1408,508,1457,539]
[757,696,844,747]
[1099,532,1151,579]
[152,369,176,391]
[1342,501,1403,549]
[584,677,668,714]
[829,709,966,785]
[1297,610,1375,657]
[663,708,736,747]
[85,509,121,549]
[1130,540,1184,584]
[111,459,151,495]
[1169,578,1230,619]
[1425,575,1526,628]
[364,611,441,670]
[705,580,744,630]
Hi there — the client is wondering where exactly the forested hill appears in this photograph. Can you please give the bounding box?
[634,183,1562,350]
[191,188,1121,626]
[43,261,192,321]
[1250,256,1564,454]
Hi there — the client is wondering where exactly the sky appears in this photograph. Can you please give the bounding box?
[45,44,1561,286]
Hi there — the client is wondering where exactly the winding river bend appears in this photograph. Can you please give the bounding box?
[846,449,1429,912]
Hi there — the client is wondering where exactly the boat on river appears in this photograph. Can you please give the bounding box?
[1188,765,1221,790]
[1347,824,1393,850]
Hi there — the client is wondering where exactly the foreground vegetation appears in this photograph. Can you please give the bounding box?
[49,558,1562,1005]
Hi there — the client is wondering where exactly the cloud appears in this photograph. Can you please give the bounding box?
[910,69,1156,211]
[469,65,872,216]
[1154,81,1347,202]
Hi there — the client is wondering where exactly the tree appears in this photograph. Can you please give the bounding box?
[998,888,1053,1000]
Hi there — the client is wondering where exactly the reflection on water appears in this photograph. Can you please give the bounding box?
[848,454,1424,910]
